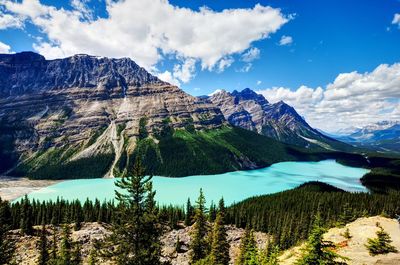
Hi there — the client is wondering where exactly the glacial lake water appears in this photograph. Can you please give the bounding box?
[24,160,369,206]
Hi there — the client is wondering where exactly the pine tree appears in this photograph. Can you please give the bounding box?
[190,188,209,264]
[88,239,101,265]
[20,195,33,235]
[37,223,49,265]
[236,229,258,265]
[365,222,398,256]
[259,240,280,265]
[296,213,348,265]
[210,212,230,265]
[48,226,58,265]
[103,157,162,265]
[71,241,82,265]
[0,198,15,265]
[185,198,193,226]
[209,201,217,222]
[59,224,73,265]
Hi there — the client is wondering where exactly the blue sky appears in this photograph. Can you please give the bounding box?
[0,0,399,130]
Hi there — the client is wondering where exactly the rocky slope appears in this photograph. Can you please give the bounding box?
[0,52,312,179]
[206,88,350,150]
[10,222,269,265]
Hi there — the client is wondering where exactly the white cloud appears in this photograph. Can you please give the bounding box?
[257,63,400,132]
[256,80,262,86]
[241,47,260,62]
[236,63,252,73]
[217,57,234,73]
[392,13,400,27]
[279,35,293,46]
[0,10,23,29]
[156,70,180,86]
[0,41,12,53]
[173,58,196,83]
[1,0,289,75]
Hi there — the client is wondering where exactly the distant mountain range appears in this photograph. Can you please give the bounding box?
[329,121,400,153]
[0,52,367,180]
[203,88,351,151]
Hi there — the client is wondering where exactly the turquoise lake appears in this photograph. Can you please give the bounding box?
[24,160,370,206]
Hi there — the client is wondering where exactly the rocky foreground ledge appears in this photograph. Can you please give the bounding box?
[9,216,400,265]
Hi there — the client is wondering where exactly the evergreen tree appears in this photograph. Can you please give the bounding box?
[73,201,83,231]
[20,195,33,235]
[71,241,81,265]
[185,198,194,226]
[104,157,162,265]
[0,198,15,265]
[259,240,280,265]
[236,229,258,265]
[337,203,354,227]
[210,212,230,265]
[37,223,49,265]
[296,213,348,265]
[365,222,398,256]
[59,224,73,265]
[48,226,58,265]
[190,188,209,264]
[87,239,101,265]
[209,201,217,222]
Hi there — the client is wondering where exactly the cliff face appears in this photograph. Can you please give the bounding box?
[0,52,225,177]
[208,88,350,150]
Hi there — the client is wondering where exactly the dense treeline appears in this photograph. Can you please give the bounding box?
[4,197,185,231]
[226,182,400,250]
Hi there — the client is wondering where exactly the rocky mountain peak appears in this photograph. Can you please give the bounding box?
[0,51,167,97]
[207,87,348,150]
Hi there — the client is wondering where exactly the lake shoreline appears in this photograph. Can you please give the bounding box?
[0,176,61,201]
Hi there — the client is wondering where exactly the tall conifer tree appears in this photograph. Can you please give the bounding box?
[104,157,162,265]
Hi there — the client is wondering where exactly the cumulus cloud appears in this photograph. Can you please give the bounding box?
[0,10,23,29]
[0,0,289,75]
[0,41,12,53]
[393,13,400,27]
[279,35,293,46]
[257,63,400,132]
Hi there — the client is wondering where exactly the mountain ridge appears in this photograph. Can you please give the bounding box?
[205,88,351,151]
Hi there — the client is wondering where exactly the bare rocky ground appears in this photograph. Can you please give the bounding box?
[10,222,268,265]
[280,216,400,265]
[10,216,400,265]
[0,176,60,201]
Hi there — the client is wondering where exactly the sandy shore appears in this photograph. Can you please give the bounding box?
[0,176,61,201]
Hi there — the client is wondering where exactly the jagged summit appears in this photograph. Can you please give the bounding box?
[207,88,350,150]
[0,51,166,97]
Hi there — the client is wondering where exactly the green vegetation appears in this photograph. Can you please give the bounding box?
[129,126,303,177]
[360,156,400,192]
[225,182,400,250]
[190,188,209,263]
[101,158,162,264]
[365,222,398,256]
[12,145,115,179]
[296,213,348,265]
[0,198,15,265]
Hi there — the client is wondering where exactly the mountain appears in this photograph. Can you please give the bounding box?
[206,88,351,151]
[331,121,400,153]
[0,52,320,179]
